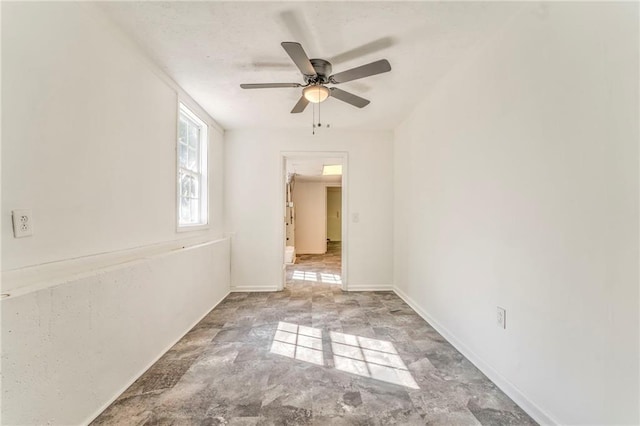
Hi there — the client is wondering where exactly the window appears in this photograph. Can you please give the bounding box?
[177,103,208,228]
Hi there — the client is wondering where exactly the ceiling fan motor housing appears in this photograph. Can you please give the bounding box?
[306,59,332,84]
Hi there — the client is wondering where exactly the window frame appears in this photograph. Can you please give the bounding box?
[176,102,209,231]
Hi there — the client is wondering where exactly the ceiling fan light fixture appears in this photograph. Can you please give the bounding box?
[303,85,330,103]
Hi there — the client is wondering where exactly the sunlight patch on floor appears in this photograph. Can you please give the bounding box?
[270,322,324,365]
[320,273,342,284]
[331,331,419,389]
[291,271,319,282]
[269,322,419,390]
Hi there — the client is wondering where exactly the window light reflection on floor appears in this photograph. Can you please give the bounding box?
[291,271,319,282]
[270,322,324,365]
[330,331,419,389]
[320,273,342,284]
[269,322,419,390]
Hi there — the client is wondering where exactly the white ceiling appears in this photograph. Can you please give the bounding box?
[98,2,522,130]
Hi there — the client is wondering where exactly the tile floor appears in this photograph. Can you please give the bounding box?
[92,242,536,425]
[287,241,343,287]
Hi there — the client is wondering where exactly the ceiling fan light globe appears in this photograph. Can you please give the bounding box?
[303,85,330,103]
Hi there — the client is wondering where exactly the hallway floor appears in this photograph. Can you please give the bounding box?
[92,244,535,425]
[287,241,342,288]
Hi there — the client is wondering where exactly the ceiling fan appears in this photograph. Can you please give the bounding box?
[240,42,391,113]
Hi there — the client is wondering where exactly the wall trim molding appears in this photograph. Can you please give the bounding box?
[347,285,394,292]
[2,238,229,299]
[392,286,558,426]
[231,285,279,292]
[232,285,395,292]
[83,289,230,425]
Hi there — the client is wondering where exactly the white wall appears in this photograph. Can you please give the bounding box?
[2,3,230,424]
[327,187,342,242]
[293,181,328,254]
[2,2,225,272]
[225,129,394,291]
[393,3,638,425]
[1,240,230,426]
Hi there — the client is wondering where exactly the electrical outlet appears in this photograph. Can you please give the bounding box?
[352,212,360,223]
[12,209,33,238]
[497,307,506,329]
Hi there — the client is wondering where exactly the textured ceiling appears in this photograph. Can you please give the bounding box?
[98,2,522,130]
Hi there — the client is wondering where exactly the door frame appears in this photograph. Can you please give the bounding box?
[279,151,349,291]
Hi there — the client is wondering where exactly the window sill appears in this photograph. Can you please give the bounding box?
[177,223,210,233]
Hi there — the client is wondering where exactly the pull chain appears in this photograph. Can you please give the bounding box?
[311,85,328,135]
[318,94,321,128]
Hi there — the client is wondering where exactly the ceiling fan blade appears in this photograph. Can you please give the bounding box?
[329,37,395,65]
[279,11,318,56]
[329,88,370,108]
[330,59,391,84]
[291,96,310,113]
[281,42,317,77]
[240,83,301,89]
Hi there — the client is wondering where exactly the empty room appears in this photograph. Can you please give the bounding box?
[1,2,638,425]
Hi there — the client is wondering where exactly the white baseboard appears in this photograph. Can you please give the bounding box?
[392,286,558,426]
[230,285,279,292]
[83,290,230,425]
[346,284,394,292]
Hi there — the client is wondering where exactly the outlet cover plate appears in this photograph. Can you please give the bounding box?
[12,209,33,238]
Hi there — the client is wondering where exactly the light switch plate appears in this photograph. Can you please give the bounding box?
[497,306,506,329]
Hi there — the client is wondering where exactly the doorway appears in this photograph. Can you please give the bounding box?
[325,186,342,269]
[280,152,348,291]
